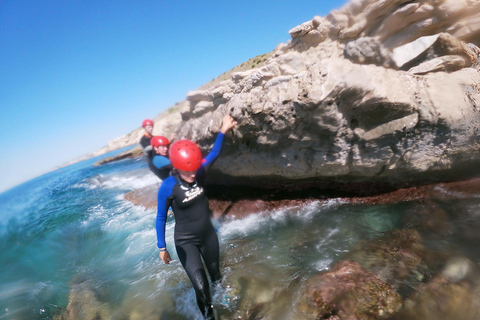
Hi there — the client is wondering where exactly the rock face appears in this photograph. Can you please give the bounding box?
[161,0,480,195]
[95,0,480,196]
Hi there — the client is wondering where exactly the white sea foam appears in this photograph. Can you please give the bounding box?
[314,258,333,271]
[219,213,268,239]
[79,170,160,191]
[219,199,344,241]
[175,285,204,320]
[433,185,480,199]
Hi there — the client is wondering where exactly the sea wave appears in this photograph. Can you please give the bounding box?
[76,170,159,191]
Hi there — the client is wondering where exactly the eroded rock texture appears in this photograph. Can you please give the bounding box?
[170,0,480,194]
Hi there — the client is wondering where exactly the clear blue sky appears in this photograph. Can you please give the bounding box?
[0,0,347,193]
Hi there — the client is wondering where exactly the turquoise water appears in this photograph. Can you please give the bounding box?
[1,149,480,319]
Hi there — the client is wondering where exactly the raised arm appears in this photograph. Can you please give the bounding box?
[201,115,237,169]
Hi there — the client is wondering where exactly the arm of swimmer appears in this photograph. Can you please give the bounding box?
[156,177,175,249]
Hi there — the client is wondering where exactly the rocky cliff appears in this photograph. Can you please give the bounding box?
[173,0,480,196]
[104,0,480,197]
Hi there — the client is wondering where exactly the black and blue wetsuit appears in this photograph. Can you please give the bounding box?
[139,133,159,178]
[139,133,154,158]
[156,133,225,319]
[140,133,173,180]
[151,155,173,180]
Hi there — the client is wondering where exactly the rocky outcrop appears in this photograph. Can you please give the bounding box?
[164,0,480,195]
[96,0,480,197]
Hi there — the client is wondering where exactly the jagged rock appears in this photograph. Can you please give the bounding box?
[344,37,396,68]
[123,184,160,209]
[409,55,469,75]
[176,53,480,192]
[392,34,441,69]
[324,0,480,47]
[399,33,480,73]
[289,16,331,47]
[297,260,402,320]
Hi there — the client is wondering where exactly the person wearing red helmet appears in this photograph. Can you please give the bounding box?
[155,115,237,320]
[139,119,155,160]
[150,135,173,180]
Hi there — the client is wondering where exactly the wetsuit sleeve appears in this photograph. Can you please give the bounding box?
[142,145,153,155]
[201,132,225,170]
[156,177,176,248]
[152,155,172,170]
[139,136,153,155]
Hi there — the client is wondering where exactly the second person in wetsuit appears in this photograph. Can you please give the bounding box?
[156,115,237,320]
[150,136,173,180]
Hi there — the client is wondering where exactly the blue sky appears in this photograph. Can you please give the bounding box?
[0,0,347,193]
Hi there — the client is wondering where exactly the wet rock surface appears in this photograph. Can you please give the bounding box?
[298,260,402,320]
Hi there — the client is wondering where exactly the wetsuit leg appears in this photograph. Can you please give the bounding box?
[199,230,222,284]
[176,242,215,319]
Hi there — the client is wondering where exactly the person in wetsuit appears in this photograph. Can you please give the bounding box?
[139,119,158,175]
[139,119,154,157]
[156,115,237,320]
[150,136,173,180]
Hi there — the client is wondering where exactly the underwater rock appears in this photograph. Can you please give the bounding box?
[298,260,402,320]
[345,229,426,292]
[392,274,480,320]
[53,278,113,320]
[401,199,452,235]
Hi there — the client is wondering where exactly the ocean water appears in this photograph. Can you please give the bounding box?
[1,148,480,319]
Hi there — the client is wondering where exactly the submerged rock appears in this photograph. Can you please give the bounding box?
[393,274,480,320]
[123,183,160,209]
[298,260,402,320]
[345,229,426,292]
[53,278,113,320]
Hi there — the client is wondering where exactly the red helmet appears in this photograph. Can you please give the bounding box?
[169,140,202,171]
[151,136,170,147]
[142,119,154,127]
